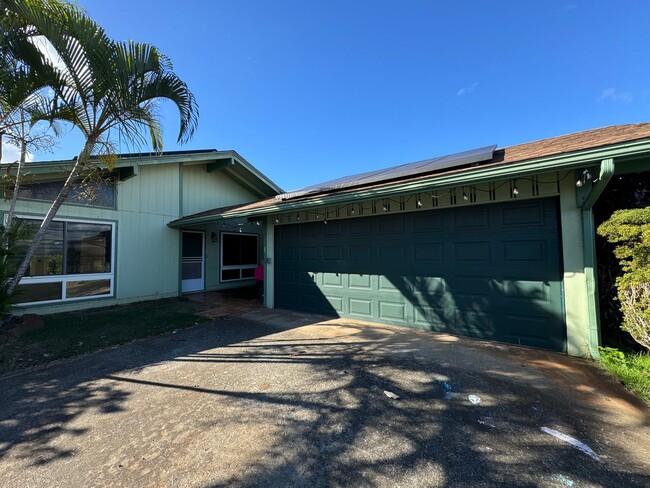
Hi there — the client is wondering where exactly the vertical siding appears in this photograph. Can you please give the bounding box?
[3,160,271,313]
[182,164,259,216]
[2,163,183,308]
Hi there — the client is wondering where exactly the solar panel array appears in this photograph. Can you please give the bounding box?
[277,144,497,200]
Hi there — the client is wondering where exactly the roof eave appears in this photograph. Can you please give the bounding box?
[198,137,650,222]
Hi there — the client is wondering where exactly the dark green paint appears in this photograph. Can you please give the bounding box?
[275,198,566,352]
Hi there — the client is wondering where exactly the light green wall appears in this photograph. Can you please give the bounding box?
[182,164,259,216]
[181,163,261,292]
[558,177,591,356]
[4,161,266,313]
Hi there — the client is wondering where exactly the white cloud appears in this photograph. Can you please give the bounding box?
[1,140,33,164]
[457,82,478,96]
[599,88,633,104]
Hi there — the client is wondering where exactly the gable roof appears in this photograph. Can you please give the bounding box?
[3,149,283,198]
[169,123,650,226]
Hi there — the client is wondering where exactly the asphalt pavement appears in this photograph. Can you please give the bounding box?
[0,308,648,487]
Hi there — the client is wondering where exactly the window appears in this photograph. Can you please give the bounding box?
[13,217,115,305]
[221,233,258,282]
[16,178,116,208]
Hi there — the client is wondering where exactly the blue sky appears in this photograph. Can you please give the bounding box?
[27,1,650,190]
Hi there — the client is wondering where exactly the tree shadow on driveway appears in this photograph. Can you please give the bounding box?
[0,314,649,487]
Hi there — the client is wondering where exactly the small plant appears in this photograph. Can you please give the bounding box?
[598,208,650,350]
[599,346,626,364]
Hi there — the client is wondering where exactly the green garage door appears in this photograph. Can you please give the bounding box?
[275,198,566,352]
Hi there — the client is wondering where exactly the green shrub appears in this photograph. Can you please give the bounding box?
[0,220,33,316]
[598,208,650,350]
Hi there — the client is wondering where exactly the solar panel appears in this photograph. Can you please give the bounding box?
[277,144,497,200]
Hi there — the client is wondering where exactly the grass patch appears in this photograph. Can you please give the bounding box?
[599,347,650,402]
[0,297,210,375]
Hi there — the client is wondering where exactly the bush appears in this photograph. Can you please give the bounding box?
[598,208,650,350]
[619,283,650,350]
[0,220,33,316]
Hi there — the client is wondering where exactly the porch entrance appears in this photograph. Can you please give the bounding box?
[181,230,205,292]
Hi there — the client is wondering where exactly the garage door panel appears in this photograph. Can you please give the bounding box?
[453,241,491,262]
[349,298,373,318]
[349,219,372,236]
[349,245,372,262]
[299,224,318,237]
[349,274,372,289]
[411,276,445,297]
[502,279,549,301]
[322,272,343,288]
[453,275,493,296]
[298,271,316,285]
[500,203,545,227]
[454,310,494,337]
[378,244,405,261]
[324,295,344,313]
[413,213,443,232]
[502,240,546,262]
[323,220,344,236]
[278,270,297,286]
[379,301,407,322]
[453,206,490,231]
[275,198,566,352]
[323,246,344,262]
[414,243,444,261]
[279,247,297,261]
[378,215,405,234]
[378,276,401,292]
[502,314,563,350]
[414,305,447,330]
[299,247,319,261]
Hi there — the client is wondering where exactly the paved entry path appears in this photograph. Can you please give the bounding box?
[0,308,648,487]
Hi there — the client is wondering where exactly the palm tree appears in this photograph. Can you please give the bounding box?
[1,0,199,295]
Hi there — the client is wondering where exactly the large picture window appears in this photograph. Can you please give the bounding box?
[221,233,258,282]
[13,217,115,305]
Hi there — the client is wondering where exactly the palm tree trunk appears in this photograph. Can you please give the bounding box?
[6,138,95,296]
[5,111,28,229]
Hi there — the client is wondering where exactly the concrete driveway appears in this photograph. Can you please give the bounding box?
[0,308,648,488]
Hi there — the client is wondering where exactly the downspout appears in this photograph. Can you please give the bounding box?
[577,158,615,357]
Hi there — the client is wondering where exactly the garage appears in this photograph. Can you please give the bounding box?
[275,198,566,351]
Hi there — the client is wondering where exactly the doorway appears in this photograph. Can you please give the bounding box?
[181,230,204,292]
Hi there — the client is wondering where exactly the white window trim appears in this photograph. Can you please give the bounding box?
[220,232,258,282]
[8,214,116,306]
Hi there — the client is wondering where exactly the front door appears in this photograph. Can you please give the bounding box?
[181,230,204,292]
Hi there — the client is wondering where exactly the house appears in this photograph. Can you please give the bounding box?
[170,124,650,357]
[2,149,281,313]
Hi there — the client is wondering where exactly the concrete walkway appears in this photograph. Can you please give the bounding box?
[0,308,648,487]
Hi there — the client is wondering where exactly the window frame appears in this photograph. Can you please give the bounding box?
[14,177,117,210]
[8,214,116,305]
[220,232,259,282]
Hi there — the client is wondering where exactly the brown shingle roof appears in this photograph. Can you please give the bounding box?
[173,123,650,223]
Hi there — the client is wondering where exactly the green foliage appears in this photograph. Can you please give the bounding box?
[597,207,650,288]
[599,346,626,364]
[598,346,650,402]
[598,208,650,350]
[0,219,33,315]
